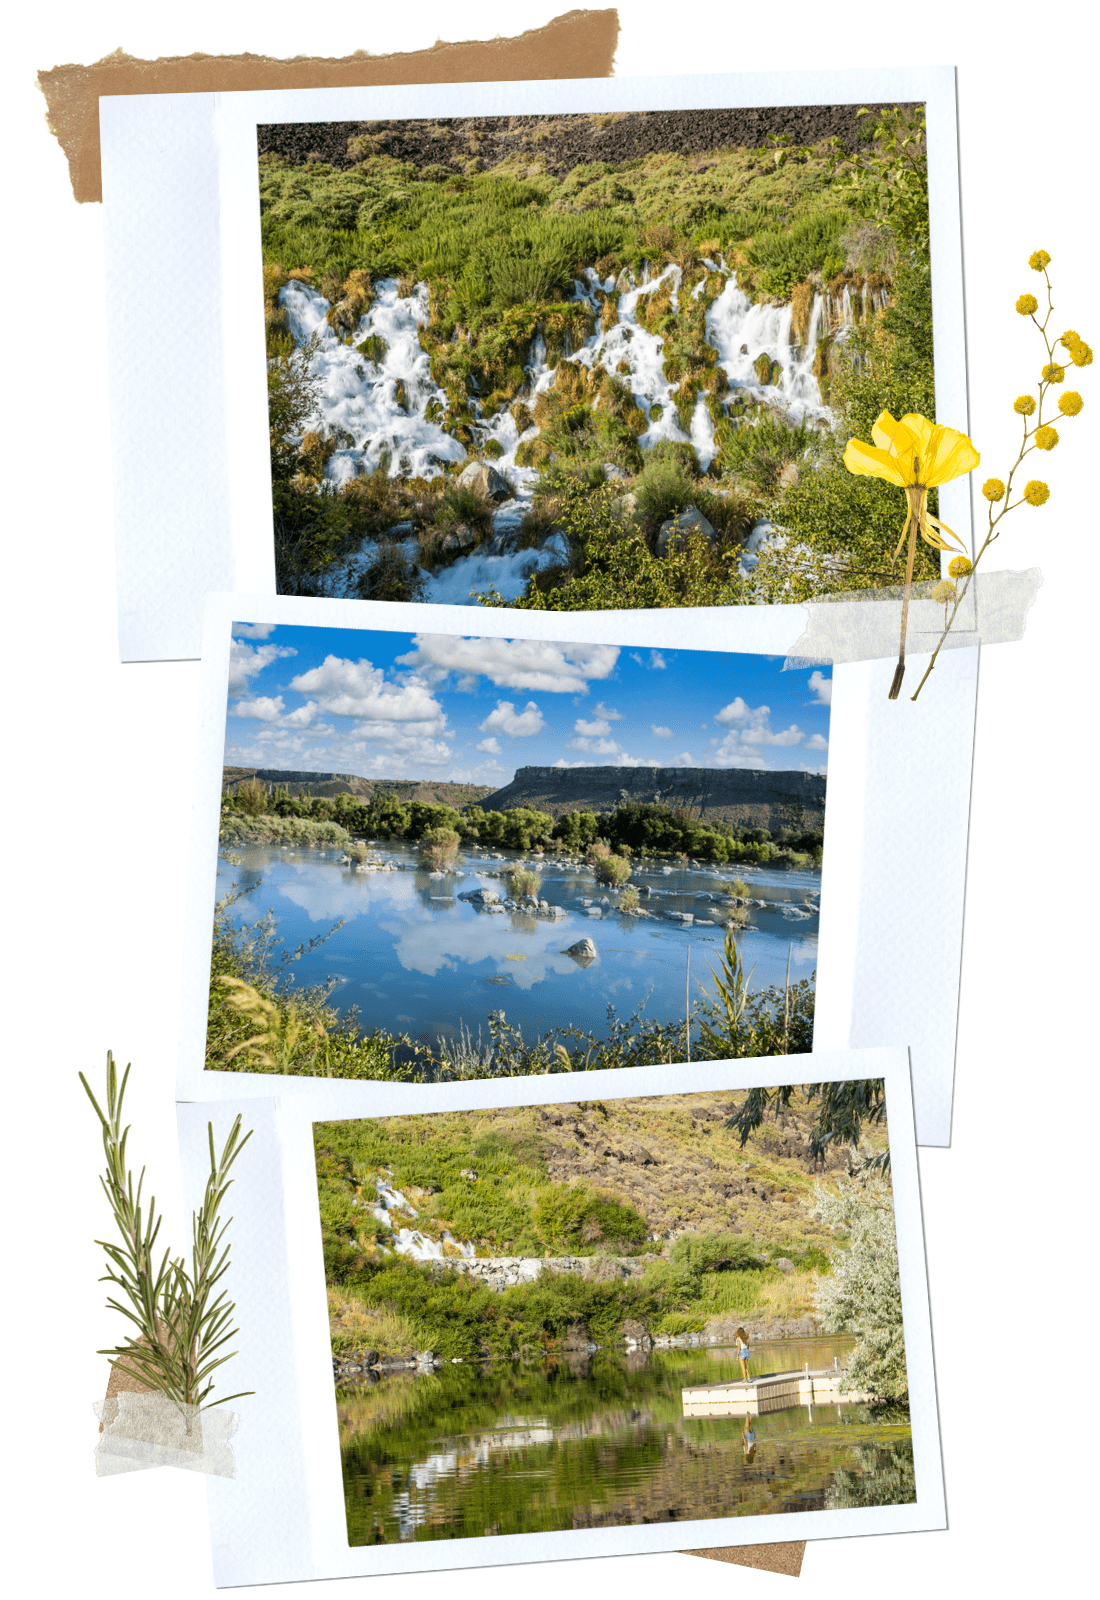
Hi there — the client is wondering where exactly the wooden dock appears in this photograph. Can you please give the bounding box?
[682,1366,875,1418]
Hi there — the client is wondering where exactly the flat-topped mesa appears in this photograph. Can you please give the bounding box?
[479,766,826,832]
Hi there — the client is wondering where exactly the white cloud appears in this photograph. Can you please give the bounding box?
[593,701,622,721]
[476,736,501,754]
[479,700,545,738]
[806,732,829,750]
[742,723,806,748]
[230,695,285,722]
[289,655,446,729]
[227,640,296,694]
[396,635,619,694]
[649,651,667,669]
[712,742,769,770]
[574,716,612,738]
[284,700,318,728]
[808,670,833,706]
[570,735,621,755]
[231,622,278,640]
[715,696,753,724]
[651,725,673,739]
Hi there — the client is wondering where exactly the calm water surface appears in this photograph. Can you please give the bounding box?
[218,841,819,1048]
[338,1337,912,1543]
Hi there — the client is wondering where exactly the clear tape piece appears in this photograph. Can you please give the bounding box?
[783,567,1043,668]
[93,1393,238,1477]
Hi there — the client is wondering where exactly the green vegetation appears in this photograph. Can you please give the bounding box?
[262,108,936,605]
[812,1172,908,1401]
[220,786,823,867]
[80,1053,253,1410]
[315,1088,893,1365]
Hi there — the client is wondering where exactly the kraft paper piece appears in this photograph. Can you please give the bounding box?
[37,8,620,203]
[689,1544,805,1577]
[93,1393,238,1477]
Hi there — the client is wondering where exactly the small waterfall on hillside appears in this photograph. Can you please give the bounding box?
[279,258,850,600]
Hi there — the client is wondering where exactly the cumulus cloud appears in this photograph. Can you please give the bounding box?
[742,723,806,747]
[649,651,667,669]
[808,670,833,706]
[593,701,622,721]
[396,635,619,695]
[289,655,446,729]
[479,699,545,738]
[715,696,752,725]
[476,736,501,754]
[228,640,296,694]
[574,716,613,738]
[806,732,828,750]
[231,622,278,640]
[651,725,673,739]
[230,695,285,722]
[570,735,621,755]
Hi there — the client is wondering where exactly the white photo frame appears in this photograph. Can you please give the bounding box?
[101,66,968,663]
[179,1047,943,1585]
[180,591,976,1145]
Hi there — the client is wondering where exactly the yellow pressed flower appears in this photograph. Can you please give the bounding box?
[1060,329,1081,344]
[1016,293,1039,315]
[1034,426,1059,450]
[844,410,979,697]
[1042,363,1066,383]
[931,580,957,605]
[1069,340,1093,367]
[1024,480,1050,506]
[1059,391,1084,416]
[982,477,1006,501]
[1029,250,1051,271]
[947,556,973,577]
[1014,395,1037,416]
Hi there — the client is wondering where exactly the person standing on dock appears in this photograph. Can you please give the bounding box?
[735,1326,750,1379]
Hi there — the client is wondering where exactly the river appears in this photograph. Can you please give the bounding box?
[337,1336,912,1543]
[216,840,819,1052]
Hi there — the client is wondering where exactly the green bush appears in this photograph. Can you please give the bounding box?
[534,1184,649,1254]
[418,826,461,870]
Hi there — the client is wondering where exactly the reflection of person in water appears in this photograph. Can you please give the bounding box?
[735,1326,750,1379]
[742,1416,757,1463]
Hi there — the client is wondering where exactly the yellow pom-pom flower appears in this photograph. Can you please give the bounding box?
[1059,391,1084,417]
[1034,426,1059,450]
[948,556,973,577]
[1024,480,1050,506]
[1069,340,1093,367]
[1042,363,1066,383]
[1029,250,1052,271]
[982,477,1006,501]
[1014,395,1037,416]
[1016,293,1039,315]
[931,580,957,605]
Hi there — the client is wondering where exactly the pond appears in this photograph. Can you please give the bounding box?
[337,1336,912,1544]
[217,840,819,1051]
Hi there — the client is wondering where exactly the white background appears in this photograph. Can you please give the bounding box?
[2,4,1093,1596]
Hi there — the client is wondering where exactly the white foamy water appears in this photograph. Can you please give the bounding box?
[370,1175,476,1262]
[279,259,843,599]
[281,277,466,481]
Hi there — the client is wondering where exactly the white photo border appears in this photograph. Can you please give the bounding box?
[179,591,976,1146]
[180,1047,944,1586]
[101,66,968,662]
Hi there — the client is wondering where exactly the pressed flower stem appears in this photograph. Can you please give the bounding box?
[889,492,921,699]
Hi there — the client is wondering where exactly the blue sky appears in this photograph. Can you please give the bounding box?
[224,623,831,786]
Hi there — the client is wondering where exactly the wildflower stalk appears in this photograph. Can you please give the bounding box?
[910,258,1089,700]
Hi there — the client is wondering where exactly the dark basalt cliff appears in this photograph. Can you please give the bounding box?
[480,765,825,830]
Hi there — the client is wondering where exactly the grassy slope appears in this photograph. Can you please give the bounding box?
[318,1090,890,1357]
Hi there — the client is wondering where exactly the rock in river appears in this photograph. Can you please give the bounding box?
[563,937,598,963]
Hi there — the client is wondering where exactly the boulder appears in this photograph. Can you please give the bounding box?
[460,888,501,905]
[602,462,629,480]
[456,461,511,501]
[610,491,638,519]
[442,521,479,553]
[657,505,717,556]
[563,937,598,963]
[776,1258,795,1273]
[382,520,415,538]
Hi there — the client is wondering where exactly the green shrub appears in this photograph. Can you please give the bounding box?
[418,826,461,870]
[595,854,631,887]
[534,1183,649,1254]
